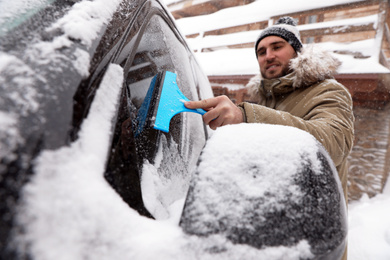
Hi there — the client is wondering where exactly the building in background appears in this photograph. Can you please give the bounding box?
[165,0,390,201]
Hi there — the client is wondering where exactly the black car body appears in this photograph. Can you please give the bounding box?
[0,0,213,258]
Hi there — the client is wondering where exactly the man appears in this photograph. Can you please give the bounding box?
[185,17,354,259]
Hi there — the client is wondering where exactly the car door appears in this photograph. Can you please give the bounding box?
[104,1,212,220]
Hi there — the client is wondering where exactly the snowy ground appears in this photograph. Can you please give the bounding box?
[348,185,390,260]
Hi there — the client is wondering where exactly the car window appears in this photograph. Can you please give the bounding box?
[105,14,207,220]
[190,58,215,137]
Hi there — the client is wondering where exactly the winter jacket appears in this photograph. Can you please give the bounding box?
[238,45,355,202]
[239,45,353,260]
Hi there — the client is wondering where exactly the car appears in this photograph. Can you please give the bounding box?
[0,1,347,259]
[0,0,214,258]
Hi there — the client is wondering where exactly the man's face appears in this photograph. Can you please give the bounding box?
[256,36,297,79]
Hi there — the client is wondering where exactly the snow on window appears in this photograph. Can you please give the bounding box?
[0,111,22,164]
[0,0,55,36]
[48,0,122,47]
[0,52,41,116]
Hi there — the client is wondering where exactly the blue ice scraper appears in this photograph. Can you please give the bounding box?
[135,71,206,135]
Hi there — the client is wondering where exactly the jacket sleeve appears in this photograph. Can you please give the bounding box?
[238,80,354,168]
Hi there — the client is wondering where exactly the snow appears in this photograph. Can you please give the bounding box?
[0,0,389,259]
[0,52,41,115]
[0,0,56,36]
[1,0,123,78]
[15,89,390,259]
[0,0,122,44]
[173,0,390,75]
[13,97,337,260]
[186,14,378,53]
[348,191,390,259]
[0,0,125,171]
[193,40,390,76]
[12,64,319,260]
[191,38,390,77]
[174,0,366,35]
[0,52,42,166]
[180,123,346,259]
[0,111,21,164]
[48,0,122,47]
[141,135,191,221]
[191,125,315,215]
[195,40,390,76]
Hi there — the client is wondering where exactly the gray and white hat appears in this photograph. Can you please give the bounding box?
[255,17,303,55]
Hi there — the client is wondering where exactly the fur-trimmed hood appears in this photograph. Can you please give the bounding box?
[246,45,341,102]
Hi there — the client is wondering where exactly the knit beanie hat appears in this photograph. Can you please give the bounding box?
[255,17,303,55]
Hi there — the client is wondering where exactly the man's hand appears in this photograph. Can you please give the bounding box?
[185,95,244,130]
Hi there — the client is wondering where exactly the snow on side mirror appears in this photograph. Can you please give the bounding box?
[179,123,347,260]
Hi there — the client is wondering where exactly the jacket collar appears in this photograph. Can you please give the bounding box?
[261,72,295,97]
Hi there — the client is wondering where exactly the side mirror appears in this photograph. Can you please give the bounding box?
[180,124,347,259]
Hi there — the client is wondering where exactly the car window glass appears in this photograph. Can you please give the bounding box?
[190,58,215,138]
[105,14,207,220]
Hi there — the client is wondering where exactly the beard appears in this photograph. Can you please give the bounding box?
[261,62,292,79]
